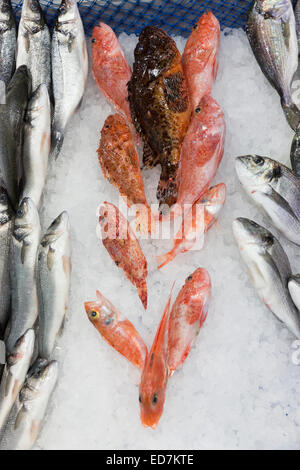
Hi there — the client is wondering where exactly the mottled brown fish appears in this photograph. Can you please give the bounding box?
[128,26,191,208]
[97,113,153,234]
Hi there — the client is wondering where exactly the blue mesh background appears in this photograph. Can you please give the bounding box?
[11,0,299,37]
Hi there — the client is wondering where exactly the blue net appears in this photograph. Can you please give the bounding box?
[11,0,299,37]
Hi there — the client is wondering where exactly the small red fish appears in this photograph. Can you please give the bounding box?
[139,289,173,428]
[182,12,220,109]
[85,290,147,370]
[173,95,225,216]
[168,268,211,377]
[157,183,226,269]
[99,202,148,309]
[97,114,153,234]
[92,22,132,123]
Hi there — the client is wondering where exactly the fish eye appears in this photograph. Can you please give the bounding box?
[17,207,23,217]
[263,234,273,245]
[139,395,142,403]
[89,310,99,320]
[152,393,158,404]
[253,156,264,166]
[91,38,96,43]
[187,275,193,281]
[195,107,201,114]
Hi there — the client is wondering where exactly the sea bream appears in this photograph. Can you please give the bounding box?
[0,329,35,432]
[0,187,13,337]
[51,0,88,159]
[37,211,71,360]
[128,26,191,208]
[20,84,51,208]
[85,290,147,370]
[16,0,51,94]
[0,359,58,450]
[0,0,16,88]
[235,155,300,245]
[246,0,300,130]
[7,198,40,353]
[232,218,300,338]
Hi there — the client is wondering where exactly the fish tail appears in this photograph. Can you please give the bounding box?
[291,124,300,176]
[281,98,300,132]
[51,130,64,160]
[156,250,176,270]
[138,281,147,310]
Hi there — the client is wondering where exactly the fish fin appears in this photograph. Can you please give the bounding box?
[21,243,27,264]
[4,370,13,397]
[157,166,179,209]
[14,404,27,430]
[156,251,175,270]
[51,130,64,160]
[138,281,147,310]
[256,187,298,221]
[291,125,300,176]
[47,246,55,270]
[281,99,300,132]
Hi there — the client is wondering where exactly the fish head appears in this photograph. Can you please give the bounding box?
[91,22,118,55]
[21,0,44,26]
[56,0,78,31]
[235,155,281,192]
[185,268,212,307]
[7,329,35,369]
[0,187,12,225]
[0,0,13,23]
[232,218,274,254]
[256,0,292,20]
[84,291,117,328]
[189,12,220,48]
[138,377,166,429]
[14,198,39,242]
[41,211,70,248]
[193,95,225,131]
[20,360,58,403]
[202,183,226,219]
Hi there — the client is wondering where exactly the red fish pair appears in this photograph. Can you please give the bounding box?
[84,268,211,428]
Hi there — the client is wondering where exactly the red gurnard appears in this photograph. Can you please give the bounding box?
[99,202,148,309]
[91,22,132,123]
[97,114,153,234]
[182,12,220,109]
[139,289,173,428]
[168,268,211,377]
[85,290,147,370]
[173,95,225,215]
[157,183,226,269]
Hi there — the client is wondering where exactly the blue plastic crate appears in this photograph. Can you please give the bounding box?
[11,0,298,37]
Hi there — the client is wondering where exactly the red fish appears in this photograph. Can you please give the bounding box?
[85,290,147,370]
[168,268,211,377]
[99,202,148,309]
[171,95,225,217]
[182,12,220,109]
[139,289,173,428]
[91,22,132,123]
[157,183,226,269]
[97,114,153,234]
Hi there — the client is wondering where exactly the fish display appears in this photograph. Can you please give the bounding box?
[0,329,35,432]
[246,0,300,131]
[171,95,225,216]
[51,0,88,159]
[157,183,226,269]
[37,212,71,360]
[20,84,51,208]
[16,0,51,95]
[128,26,191,208]
[99,202,148,309]
[0,66,31,209]
[0,188,13,337]
[233,218,300,338]
[139,290,172,428]
[168,268,211,377]
[182,12,220,109]
[235,155,300,245]
[0,0,16,88]
[0,359,58,450]
[97,113,152,234]
[85,290,147,370]
[7,198,40,353]
[91,22,132,123]
[288,274,300,311]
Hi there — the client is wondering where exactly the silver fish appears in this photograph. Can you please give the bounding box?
[0,329,35,432]
[38,211,71,359]
[0,0,16,88]
[235,155,300,245]
[295,0,300,50]
[20,84,50,208]
[7,198,40,354]
[16,0,51,94]
[233,217,300,338]
[290,124,300,176]
[288,274,300,311]
[0,359,58,450]
[51,0,88,159]
[246,0,300,130]
[0,66,31,209]
[0,187,13,337]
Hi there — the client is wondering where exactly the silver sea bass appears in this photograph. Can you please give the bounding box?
[0,360,58,450]
[233,218,300,338]
[51,0,88,159]
[21,84,51,208]
[235,155,300,245]
[0,329,35,432]
[38,211,71,359]
[288,274,300,311]
[7,198,41,353]
[0,187,13,337]
[246,0,300,130]
[0,0,16,88]
[0,66,31,209]
[16,0,51,94]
